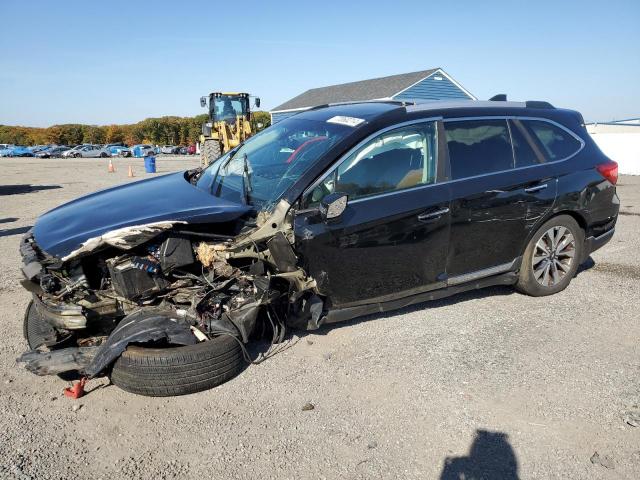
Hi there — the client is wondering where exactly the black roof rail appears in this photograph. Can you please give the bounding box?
[525,100,555,109]
[308,99,413,111]
[489,94,507,101]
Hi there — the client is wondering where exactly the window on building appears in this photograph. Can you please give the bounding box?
[444,120,513,179]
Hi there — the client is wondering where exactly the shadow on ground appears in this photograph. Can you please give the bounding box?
[0,184,61,196]
[300,256,598,338]
[0,226,32,238]
[440,429,519,480]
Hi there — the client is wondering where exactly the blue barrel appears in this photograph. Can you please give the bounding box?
[144,156,156,173]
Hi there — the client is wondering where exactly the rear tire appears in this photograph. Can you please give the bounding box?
[201,139,221,167]
[516,215,584,297]
[110,335,244,397]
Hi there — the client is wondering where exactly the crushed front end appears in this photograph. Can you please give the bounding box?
[17,203,322,381]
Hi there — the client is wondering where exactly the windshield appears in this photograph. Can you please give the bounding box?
[196,117,356,210]
[212,95,248,122]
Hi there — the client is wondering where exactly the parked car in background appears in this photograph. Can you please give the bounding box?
[7,146,34,157]
[105,143,126,149]
[187,144,196,155]
[68,144,111,158]
[108,145,131,157]
[36,146,70,158]
[28,145,50,154]
[161,145,178,154]
[178,146,188,155]
[0,145,16,157]
[61,145,87,158]
[132,144,156,157]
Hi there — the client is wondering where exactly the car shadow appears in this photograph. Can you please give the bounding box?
[576,255,596,276]
[0,225,32,238]
[303,284,516,338]
[0,184,61,196]
[440,429,520,480]
[297,256,599,338]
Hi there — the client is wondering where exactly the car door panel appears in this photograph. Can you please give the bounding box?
[294,183,451,307]
[447,168,557,277]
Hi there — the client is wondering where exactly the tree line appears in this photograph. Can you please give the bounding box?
[0,111,272,146]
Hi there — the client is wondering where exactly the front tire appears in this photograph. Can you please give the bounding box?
[110,334,244,397]
[201,139,221,167]
[516,215,584,297]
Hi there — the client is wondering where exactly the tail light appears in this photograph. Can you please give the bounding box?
[596,161,618,185]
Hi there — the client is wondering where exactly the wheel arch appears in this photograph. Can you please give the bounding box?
[519,209,588,261]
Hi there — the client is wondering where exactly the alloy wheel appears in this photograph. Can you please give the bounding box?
[532,226,576,287]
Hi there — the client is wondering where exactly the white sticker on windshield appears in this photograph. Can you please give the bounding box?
[327,115,365,127]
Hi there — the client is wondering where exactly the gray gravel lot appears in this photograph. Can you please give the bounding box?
[0,156,639,479]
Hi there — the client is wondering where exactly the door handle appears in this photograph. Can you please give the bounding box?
[524,183,548,193]
[417,207,450,221]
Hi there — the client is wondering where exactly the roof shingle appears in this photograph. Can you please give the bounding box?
[272,68,439,112]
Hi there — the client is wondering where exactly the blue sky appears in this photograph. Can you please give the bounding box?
[1,0,638,126]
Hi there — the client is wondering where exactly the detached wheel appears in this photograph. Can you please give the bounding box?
[201,139,221,167]
[516,215,584,296]
[110,335,244,397]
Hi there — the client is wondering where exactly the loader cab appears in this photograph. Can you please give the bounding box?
[210,93,251,123]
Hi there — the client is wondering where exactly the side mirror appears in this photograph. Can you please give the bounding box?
[319,192,348,222]
[255,97,261,108]
[200,96,207,108]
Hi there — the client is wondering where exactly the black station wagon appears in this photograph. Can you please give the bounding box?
[19,99,619,396]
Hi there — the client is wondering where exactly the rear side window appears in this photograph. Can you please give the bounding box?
[509,120,544,168]
[444,120,513,179]
[523,120,582,161]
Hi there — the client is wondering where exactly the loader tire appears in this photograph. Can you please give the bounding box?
[201,139,221,167]
[110,335,244,397]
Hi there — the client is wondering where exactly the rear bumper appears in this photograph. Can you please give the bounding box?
[584,227,615,258]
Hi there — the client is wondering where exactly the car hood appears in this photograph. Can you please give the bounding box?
[33,171,251,258]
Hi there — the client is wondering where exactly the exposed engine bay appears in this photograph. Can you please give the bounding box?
[18,199,324,379]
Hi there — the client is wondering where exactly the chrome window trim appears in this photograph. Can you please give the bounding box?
[299,115,585,207]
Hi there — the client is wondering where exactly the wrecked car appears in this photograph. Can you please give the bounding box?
[18,100,619,396]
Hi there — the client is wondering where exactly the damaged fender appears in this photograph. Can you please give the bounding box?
[83,310,198,377]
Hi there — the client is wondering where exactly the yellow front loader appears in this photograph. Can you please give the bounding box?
[199,92,261,166]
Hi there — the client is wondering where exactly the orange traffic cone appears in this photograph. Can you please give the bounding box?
[128,165,134,178]
[108,159,115,173]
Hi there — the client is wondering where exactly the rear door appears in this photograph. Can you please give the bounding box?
[444,118,556,281]
[295,120,451,307]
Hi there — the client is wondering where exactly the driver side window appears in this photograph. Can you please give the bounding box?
[306,122,438,206]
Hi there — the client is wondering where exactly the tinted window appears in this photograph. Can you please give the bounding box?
[523,120,581,161]
[306,122,438,204]
[509,120,543,168]
[445,120,513,179]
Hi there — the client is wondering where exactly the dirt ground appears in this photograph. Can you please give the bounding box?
[0,156,638,479]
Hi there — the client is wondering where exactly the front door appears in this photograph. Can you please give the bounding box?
[295,121,451,307]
